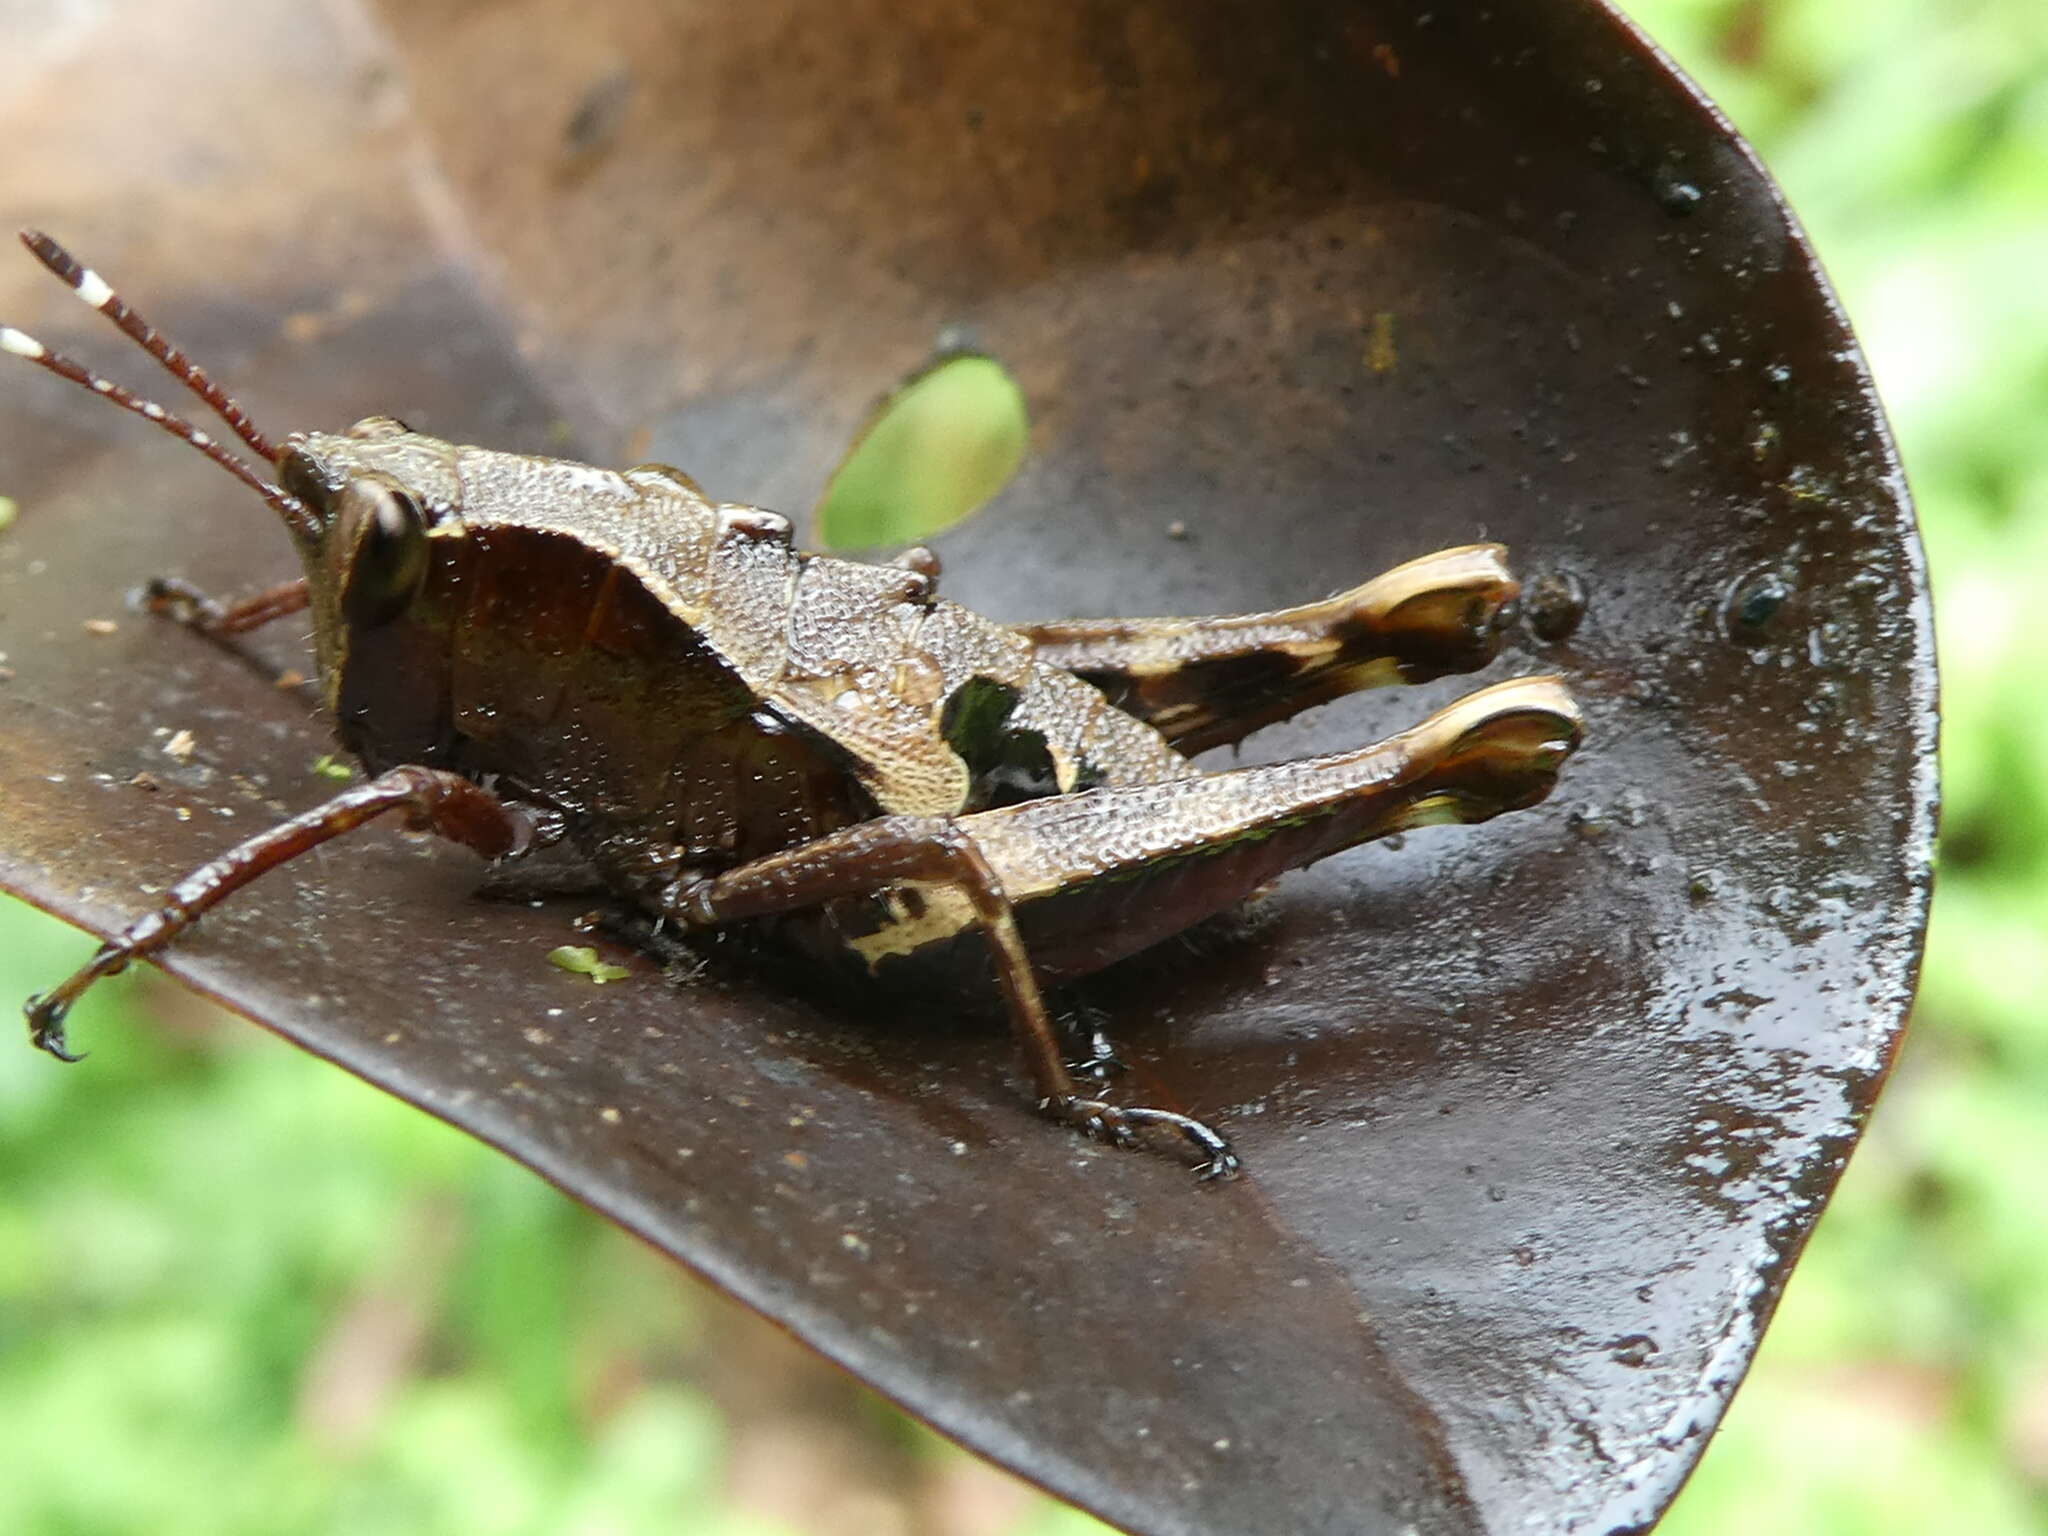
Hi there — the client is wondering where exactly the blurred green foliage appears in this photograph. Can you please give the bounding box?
[2,1,2043,1529]
[0,914,761,1535]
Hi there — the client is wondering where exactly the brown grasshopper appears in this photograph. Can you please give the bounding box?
[4,231,1582,1177]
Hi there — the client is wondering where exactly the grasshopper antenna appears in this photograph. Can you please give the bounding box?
[18,230,280,464]
[0,324,316,538]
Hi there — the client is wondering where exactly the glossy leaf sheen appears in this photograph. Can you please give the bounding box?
[0,2,1934,1533]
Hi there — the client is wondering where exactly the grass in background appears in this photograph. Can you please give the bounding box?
[0,909,751,1536]
[2,1,2044,1529]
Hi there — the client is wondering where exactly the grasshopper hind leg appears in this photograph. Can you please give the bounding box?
[1019,544,1520,754]
[943,675,1583,993]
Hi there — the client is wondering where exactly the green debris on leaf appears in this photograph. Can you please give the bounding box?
[0,495,17,533]
[1365,311,1399,374]
[547,945,631,984]
[309,754,354,781]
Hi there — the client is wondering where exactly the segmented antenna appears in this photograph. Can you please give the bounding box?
[18,230,279,464]
[0,324,315,538]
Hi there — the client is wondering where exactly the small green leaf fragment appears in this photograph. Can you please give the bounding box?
[1366,311,1398,374]
[547,945,631,984]
[0,496,16,532]
[310,754,354,781]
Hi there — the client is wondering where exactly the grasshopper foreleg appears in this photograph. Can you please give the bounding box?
[25,766,536,1060]
[669,817,1238,1177]
[141,575,310,637]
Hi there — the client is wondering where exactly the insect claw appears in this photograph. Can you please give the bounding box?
[23,993,85,1062]
[138,574,219,624]
[23,940,130,1061]
[1063,1051,1129,1083]
[1188,1124,1242,1180]
[1196,1151,1241,1181]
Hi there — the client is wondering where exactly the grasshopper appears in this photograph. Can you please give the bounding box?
[4,231,1582,1177]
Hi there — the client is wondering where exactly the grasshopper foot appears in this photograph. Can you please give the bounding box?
[1064,1050,1129,1084]
[1055,999,1128,1083]
[138,574,309,642]
[23,942,125,1061]
[1062,1028,1128,1084]
[1048,1096,1240,1179]
[140,575,227,630]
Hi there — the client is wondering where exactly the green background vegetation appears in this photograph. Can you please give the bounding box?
[2,1,2043,1529]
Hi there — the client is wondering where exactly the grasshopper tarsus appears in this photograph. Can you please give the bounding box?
[1064,1048,1129,1084]
[1052,1096,1240,1178]
[585,902,714,981]
[139,574,224,629]
[1054,998,1127,1081]
[25,939,129,1061]
[1062,1027,1129,1083]
[141,574,309,638]
[26,990,86,1063]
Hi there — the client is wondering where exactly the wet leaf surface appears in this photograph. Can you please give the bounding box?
[0,2,1934,1532]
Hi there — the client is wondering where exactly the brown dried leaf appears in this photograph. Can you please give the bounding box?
[0,2,1934,1532]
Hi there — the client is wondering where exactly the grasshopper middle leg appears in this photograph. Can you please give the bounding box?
[669,817,1240,1177]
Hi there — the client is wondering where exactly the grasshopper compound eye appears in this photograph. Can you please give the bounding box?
[338,475,430,628]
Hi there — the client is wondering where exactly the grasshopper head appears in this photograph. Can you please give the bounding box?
[1,233,476,767]
[278,418,461,631]
[273,420,479,766]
